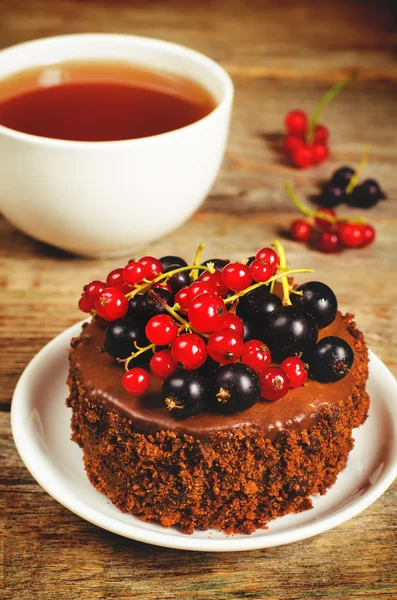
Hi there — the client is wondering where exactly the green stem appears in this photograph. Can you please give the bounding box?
[224,267,313,305]
[345,146,370,194]
[307,72,356,144]
[284,181,365,225]
[190,242,206,282]
[148,290,209,338]
[272,240,291,305]
[124,342,155,370]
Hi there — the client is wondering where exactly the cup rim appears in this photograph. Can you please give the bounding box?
[0,33,234,148]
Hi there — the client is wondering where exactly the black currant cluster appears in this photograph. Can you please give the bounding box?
[317,166,386,209]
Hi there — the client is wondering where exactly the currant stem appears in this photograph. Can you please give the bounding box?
[224,267,313,304]
[125,264,214,300]
[123,342,156,370]
[306,72,356,144]
[284,181,365,225]
[345,146,370,194]
[191,242,206,282]
[272,240,291,305]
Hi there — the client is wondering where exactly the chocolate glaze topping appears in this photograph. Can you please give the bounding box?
[71,313,356,441]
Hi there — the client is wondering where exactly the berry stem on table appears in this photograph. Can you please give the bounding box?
[345,146,370,194]
[284,181,364,225]
[306,72,356,144]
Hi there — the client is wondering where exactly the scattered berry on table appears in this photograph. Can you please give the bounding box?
[318,231,341,253]
[290,219,312,243]
[285,110,308,136]
[338,222,365,247]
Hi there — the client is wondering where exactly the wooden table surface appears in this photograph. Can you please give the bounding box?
[1,1,396,598]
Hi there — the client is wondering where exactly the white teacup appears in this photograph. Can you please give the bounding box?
[0,34,233,257]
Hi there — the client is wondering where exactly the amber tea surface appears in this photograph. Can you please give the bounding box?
[0,61,216,141]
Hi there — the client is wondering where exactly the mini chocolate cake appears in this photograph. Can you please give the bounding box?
[67,244,369,534]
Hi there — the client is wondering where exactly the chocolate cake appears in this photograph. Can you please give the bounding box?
[67,243,369,534]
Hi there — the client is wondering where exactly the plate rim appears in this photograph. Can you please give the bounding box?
[11,320,397,552]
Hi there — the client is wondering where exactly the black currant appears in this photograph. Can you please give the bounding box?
[104,318,149,359]
[291,281,337,328]
[144,288,174,317]
[237,288,281,322]
[209,363,260,414]
[306,336,354,382]
[331,166,355,190]
[262,305,318,361]
[243,319,262,342]
[197,355,220,377]
[317,184,345,208]
[162,370,207,419]
[164,264,191,292]
[127,294,147,319]
[202,258,230,271]
[347,179,386,209]
[159,255,187,270]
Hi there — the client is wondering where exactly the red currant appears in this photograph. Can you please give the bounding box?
[222,262,252,292]
[84,280,106,310]
[311,143,329,165]
[188,293,226,333]
[78,294,92,313]
[249,259,274,283]
[106,268,124,288]
[290,219,312,243]
[95,287,128,321]
[255,247,278,271]
[187,281,213,304]
[285,110,307,136]
[284,135,305,156]
[361,223,375,247]
[314,124,329,142]
[122,367,150,394]
[318,231,341,253]
[138,256,163,281]
[199,271,229,297]
[207,330,244,363]
[241,340,271,373]
[315,208,335,232]
[221,313,245,338]
[260,366,290,401]
[292,145,313,169]
[150,349,177,380]
[145,314,179,345]
[280,356,308,387]
[338,222,365,247]
[174,287,190,310]
[171,333,207,370]
[123,261,145,285]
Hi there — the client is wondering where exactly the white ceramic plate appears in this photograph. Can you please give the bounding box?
[11,321,397,552]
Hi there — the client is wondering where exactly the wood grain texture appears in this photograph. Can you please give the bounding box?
[1,0,397,598]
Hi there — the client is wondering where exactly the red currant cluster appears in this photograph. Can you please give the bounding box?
[284,110,329,169]
[78,243,317,415]
[286,182,376,253]
[283,74,353,169]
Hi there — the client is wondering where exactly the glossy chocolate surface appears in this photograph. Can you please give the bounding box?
[70,312,356,441]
